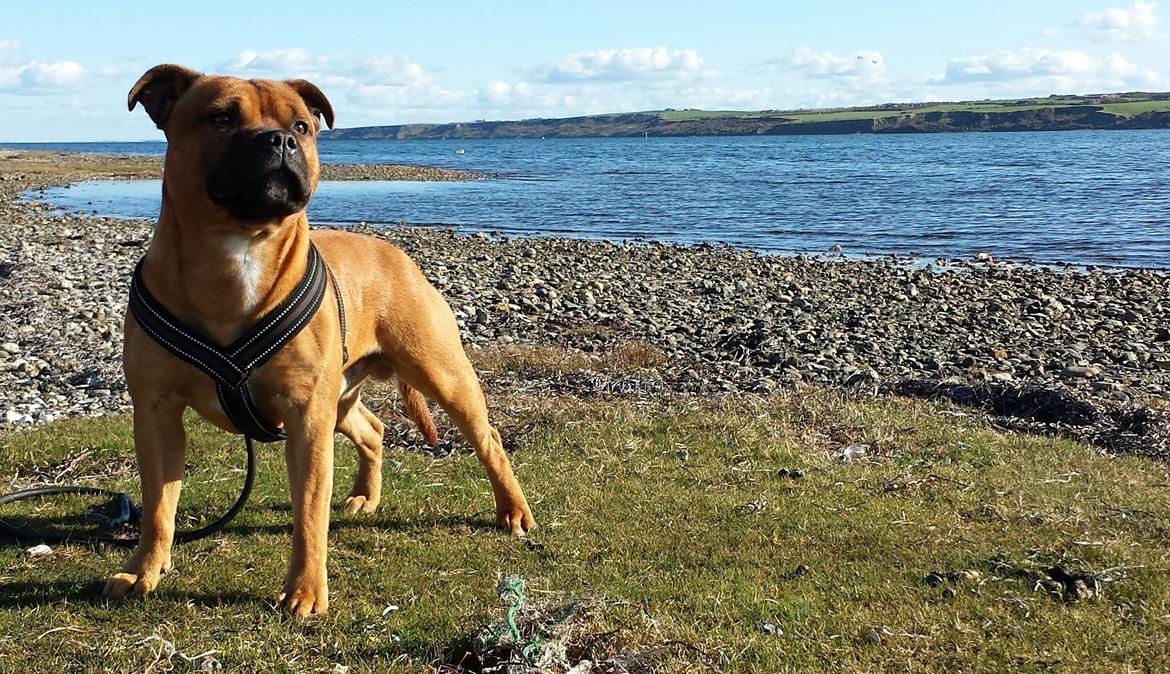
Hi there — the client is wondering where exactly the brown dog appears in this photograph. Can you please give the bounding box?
[103,64,535,617]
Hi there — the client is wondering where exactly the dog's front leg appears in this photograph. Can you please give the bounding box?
[104,399,186,599]
[277,395,337,617]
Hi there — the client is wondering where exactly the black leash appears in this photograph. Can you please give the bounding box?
[0,241,347,547]
[0,436,255,547]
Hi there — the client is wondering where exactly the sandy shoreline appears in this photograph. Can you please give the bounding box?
[1,150,1167,454]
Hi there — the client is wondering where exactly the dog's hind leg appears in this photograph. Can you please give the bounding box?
[336,389,385,514]
[393,350,535,535]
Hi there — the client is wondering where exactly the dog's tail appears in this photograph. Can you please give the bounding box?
[398,379,439,446]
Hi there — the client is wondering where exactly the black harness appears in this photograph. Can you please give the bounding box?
[128,242,347,442]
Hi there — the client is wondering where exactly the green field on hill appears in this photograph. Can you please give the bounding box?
[653,96,1170,124]
[325,92,1170,139]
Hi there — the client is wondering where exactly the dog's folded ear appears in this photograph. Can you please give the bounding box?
[129,64,202,130]
[286,80,335,130]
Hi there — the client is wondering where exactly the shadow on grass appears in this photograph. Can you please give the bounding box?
[0,505,503,547]
[0,496,139,547]
[0,578,271,611]
[0,517,128,543]
[228,507,502,538]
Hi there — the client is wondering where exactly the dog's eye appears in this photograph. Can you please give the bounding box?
[293,121,310,135]
[208,111,235,127]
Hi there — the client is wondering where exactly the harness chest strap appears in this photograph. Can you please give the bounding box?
[128,242,346,442]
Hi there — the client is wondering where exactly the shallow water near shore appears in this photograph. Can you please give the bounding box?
[14,129,1170,268]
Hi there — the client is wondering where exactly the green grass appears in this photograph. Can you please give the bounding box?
[1,392,1169,672]
[783,109,906,123]
[1101,100,1170,116]
[655,110,773,121]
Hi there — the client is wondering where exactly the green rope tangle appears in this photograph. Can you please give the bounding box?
[473,575,581,671]
[499,575,526,645]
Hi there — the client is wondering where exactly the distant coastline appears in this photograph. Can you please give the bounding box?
[324,92,1170,140]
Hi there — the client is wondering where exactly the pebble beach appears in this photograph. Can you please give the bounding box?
[1,149,1167,451]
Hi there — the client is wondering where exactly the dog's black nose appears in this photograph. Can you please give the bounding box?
[256,129,298,153]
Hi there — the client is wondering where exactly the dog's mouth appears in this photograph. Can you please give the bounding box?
[207,132,314,225]
[208,170,309,224]
[240,165,305,206]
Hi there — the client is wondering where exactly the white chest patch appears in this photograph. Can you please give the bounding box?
[223,236,262,313]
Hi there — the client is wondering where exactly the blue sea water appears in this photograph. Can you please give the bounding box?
[9,130,1170,268]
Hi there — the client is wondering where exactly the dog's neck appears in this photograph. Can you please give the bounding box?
[143,200,311,345]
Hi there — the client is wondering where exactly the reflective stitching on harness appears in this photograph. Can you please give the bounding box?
[243,290,322,371]
[230,247,320,356]
[214,382,232,421]
[131,306,227,384]
[131,274,243,375]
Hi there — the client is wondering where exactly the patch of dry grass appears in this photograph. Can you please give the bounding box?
[0,150,162,180]
[470,340,667,378]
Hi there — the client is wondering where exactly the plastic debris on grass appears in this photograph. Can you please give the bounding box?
[452,574,695,673]
[135,631,221,671]
[839,444,869,461]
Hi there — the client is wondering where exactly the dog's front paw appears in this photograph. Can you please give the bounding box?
[278,575,329,618]
[103,557,172,600]
[496,501,536,536]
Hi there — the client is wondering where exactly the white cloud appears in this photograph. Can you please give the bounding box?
[1100,51,1150,79]
[932,47,1158,98]
[752,48,892,111]
[676,86,775,109]
[22,60,83,89]
[348,82,466,110]
[533,47,708,83]
[223,48,437,90]
[0,41,85,94]
[217,48,467,121]
[1080,1,1161,41]
[473,80,607,119]
[460,47,719,119]
[941,48,1095,82]
[479,80,511,103]
[770,47,886,80]
[478,80,533,106]
[482,47,899,119]
[937,48,1156,87]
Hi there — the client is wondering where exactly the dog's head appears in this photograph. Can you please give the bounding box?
[129,64,335,226]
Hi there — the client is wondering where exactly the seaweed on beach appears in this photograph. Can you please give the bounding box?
[890,379,1170,459]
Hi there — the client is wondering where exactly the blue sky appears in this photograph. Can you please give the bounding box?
[1,0,1165,140]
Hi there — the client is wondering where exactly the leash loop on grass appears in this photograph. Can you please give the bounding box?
[0,435,256,547]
